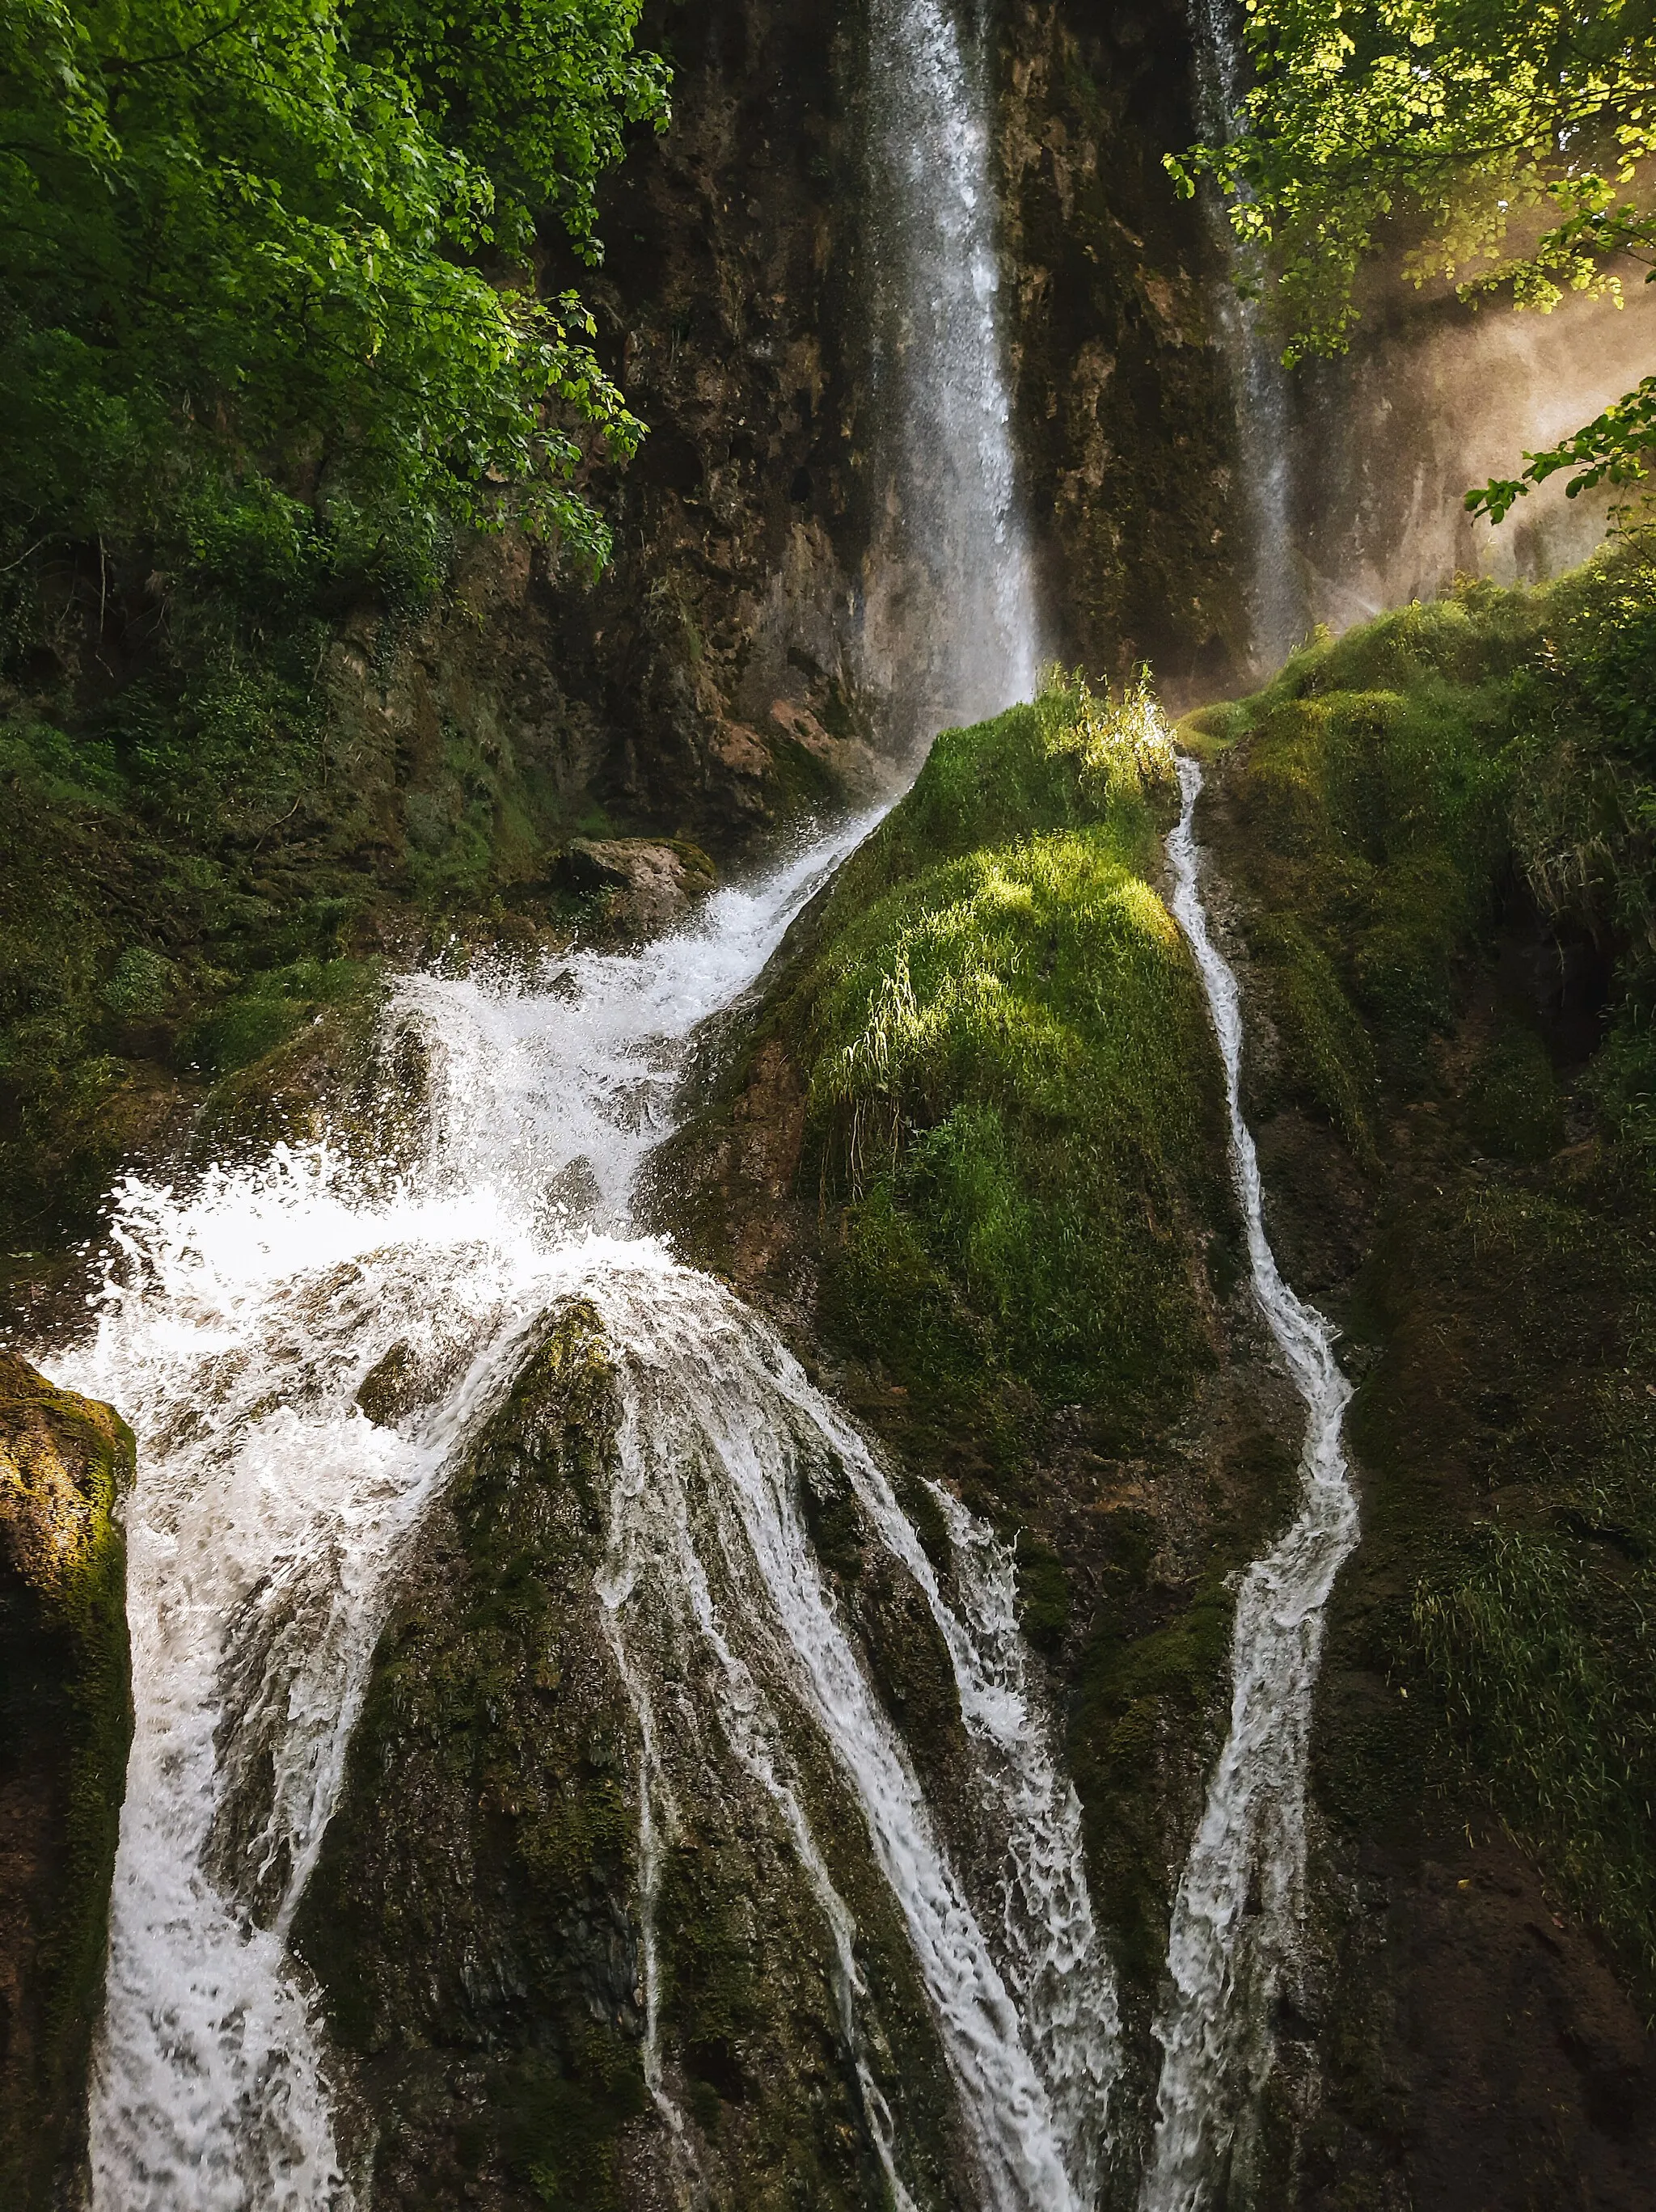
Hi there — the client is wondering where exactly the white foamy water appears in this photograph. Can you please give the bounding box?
[589,1256,1109,2212]
[1140,756,1360,2210]
[864,0,1041,737]
[44,774,1109,2209]
[47,817,877,2210]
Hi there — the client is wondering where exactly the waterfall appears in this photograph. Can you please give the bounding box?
[1139,757,1360,2210]
[51,791,1112,2208]
[32,0,1097,2197]
[862,0,1041,739]
[1186,0,1303,677]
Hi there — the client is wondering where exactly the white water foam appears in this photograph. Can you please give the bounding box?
[1140,755,1360,2210]
[589,1255,1100,2212]
[49,817,878,2210]
[47,783,1111,2207]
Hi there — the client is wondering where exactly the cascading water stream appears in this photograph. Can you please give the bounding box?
[590,1258,1115,2212]
[863,0,1041,736]
[1139,757,1360,2210]
[53,817,884,2211]
[1186,0,1303,676]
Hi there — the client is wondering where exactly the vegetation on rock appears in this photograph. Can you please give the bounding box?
[0,1351,133,2212]
[792,673,1230,1422]
[658,677,1309,2058]
[1189,542,1656,2063]
[1172,0,1656,519]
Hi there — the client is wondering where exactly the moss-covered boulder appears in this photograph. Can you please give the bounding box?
[294,1307,646,2210]
[555,837,718,940]
[297,1301,959,2210]
[0,1351,133,2211]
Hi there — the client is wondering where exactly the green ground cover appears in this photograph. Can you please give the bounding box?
[793,673,1229,1425]
[1195,539,1656,2011]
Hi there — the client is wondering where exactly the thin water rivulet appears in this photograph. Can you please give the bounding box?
[1140,757,1361,2210]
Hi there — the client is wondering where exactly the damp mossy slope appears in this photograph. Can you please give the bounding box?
[0,1351,134,2212]
[767,675,1232,1428]
[1189,540,1656,2200]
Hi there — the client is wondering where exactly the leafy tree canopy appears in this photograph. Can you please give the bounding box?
[0,0,668,592]
[1169,0,1656,521]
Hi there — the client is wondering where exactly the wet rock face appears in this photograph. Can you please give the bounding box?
[1192,709,1656,2210]
[559,837,718,940]
[0,1353,133,2212]
[295,1308,646,2211]
[298,1302,960,2211]
[998,0,1246,692]
[412,0,1244,859]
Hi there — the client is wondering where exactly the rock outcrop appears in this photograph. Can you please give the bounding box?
[0,1353,133,2211]
[557,838,719,939]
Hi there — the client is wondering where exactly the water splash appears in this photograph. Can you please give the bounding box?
[49,819,878,2210]
[1140,755,1359,2209]
[863,0,1041,737]
[65,1163,570,2210]
[399,809,889,1226]
[589,1253,1105,2211]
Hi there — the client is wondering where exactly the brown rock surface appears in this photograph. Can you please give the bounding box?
[560,836,718,939]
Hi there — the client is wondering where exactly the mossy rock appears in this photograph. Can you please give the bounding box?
[295,1304,644,2208]
[0,1351,134,2212]
[298,1302,961,2210]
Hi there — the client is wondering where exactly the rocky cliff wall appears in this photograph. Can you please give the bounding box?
[527,0,1247,792]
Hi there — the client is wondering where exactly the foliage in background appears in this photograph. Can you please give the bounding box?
[0,0,665,589]
[1168,0,1656,519]
[349,0,667,260]
[0,0,665,1247]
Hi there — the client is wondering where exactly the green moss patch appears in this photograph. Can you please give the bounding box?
[788,675,1230,1433]
[0,1353,134,2212]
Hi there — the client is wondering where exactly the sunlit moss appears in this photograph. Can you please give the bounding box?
[793,674,1227,1415]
